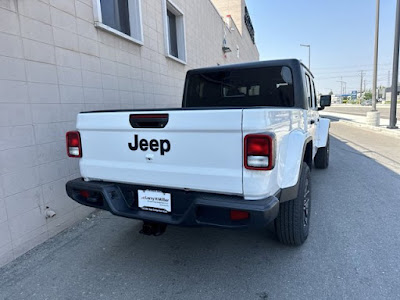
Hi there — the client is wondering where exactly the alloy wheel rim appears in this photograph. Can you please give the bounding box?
[327,140,330,161]
[303,178,310,227]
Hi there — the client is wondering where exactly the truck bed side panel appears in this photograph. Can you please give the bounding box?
[242,108,305,200]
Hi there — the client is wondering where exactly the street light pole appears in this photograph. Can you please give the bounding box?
[366,0,381,126]
[300,44,311,69]
[388,0,400,129]
[372,0,380,111]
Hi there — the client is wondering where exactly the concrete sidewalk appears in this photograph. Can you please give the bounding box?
[320,111,400,139]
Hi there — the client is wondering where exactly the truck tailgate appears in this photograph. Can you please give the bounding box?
[77,109,243,195]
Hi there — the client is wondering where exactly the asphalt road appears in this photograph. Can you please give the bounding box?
[1,122,400,300]
[324,105,397,119]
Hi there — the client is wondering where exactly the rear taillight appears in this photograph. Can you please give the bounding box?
[244,134,274,170]
[66,131,82,158]
[230,210,249,220]
[75,189,103,206]
[79,190,90,198]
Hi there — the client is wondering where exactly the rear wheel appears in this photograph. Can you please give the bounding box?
[314,136,330,169]
[275,162,311,246]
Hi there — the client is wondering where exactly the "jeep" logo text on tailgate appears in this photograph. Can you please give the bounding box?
[128,135,171,155]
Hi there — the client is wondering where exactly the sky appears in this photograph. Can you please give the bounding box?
[246,0,397,95]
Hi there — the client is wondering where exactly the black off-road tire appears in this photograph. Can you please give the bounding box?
[314,136,330,169]
[275,162,311,246]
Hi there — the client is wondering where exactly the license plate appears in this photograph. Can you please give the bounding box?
[138,190,171,213]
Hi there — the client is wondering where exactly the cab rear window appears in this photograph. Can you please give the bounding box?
[184,66,294,108]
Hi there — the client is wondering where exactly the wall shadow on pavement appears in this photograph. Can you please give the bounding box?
[1,135,400,300]
[321,114,352,122]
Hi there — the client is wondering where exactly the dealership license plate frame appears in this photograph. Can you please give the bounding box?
[138,189,171,214]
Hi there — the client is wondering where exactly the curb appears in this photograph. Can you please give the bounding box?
[323,115,400,139]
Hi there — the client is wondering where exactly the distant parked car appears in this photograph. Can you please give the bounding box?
[361,100,372,106]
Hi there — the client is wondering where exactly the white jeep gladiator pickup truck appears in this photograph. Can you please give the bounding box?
[66,59,331,245]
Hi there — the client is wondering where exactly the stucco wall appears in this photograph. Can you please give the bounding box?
[0,0,259,267]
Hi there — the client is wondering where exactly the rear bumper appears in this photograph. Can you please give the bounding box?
[66,178,279,229]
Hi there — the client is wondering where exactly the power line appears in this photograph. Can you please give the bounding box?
[314,68,391,75]
[312,62,392,71]
[317,70,392,80]
[337,77,346,96]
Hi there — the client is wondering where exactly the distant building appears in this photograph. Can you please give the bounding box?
[378,86,386,99]
[385,86,400,101]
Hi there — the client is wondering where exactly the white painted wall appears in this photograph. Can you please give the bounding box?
[0,0,259,267]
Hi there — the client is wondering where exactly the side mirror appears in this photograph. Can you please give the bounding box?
[319,95,331,110]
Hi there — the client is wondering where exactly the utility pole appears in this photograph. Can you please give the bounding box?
[341,76,343,95]
[360,71,364,103]
[340,76,344,95]
[364,79,366,92]
[338,80,342,94]
[337,77,345,103]
[372,0,380,111]
[338,78,343,94]
[389,0,400,128]
[388,70,391,87]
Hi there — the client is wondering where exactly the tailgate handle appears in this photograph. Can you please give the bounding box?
[130,114,169,128]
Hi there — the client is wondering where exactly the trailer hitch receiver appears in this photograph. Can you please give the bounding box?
[140,222,167,236]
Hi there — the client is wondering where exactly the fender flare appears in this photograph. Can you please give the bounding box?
[315,117,331,148]
[277,130,312,202]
